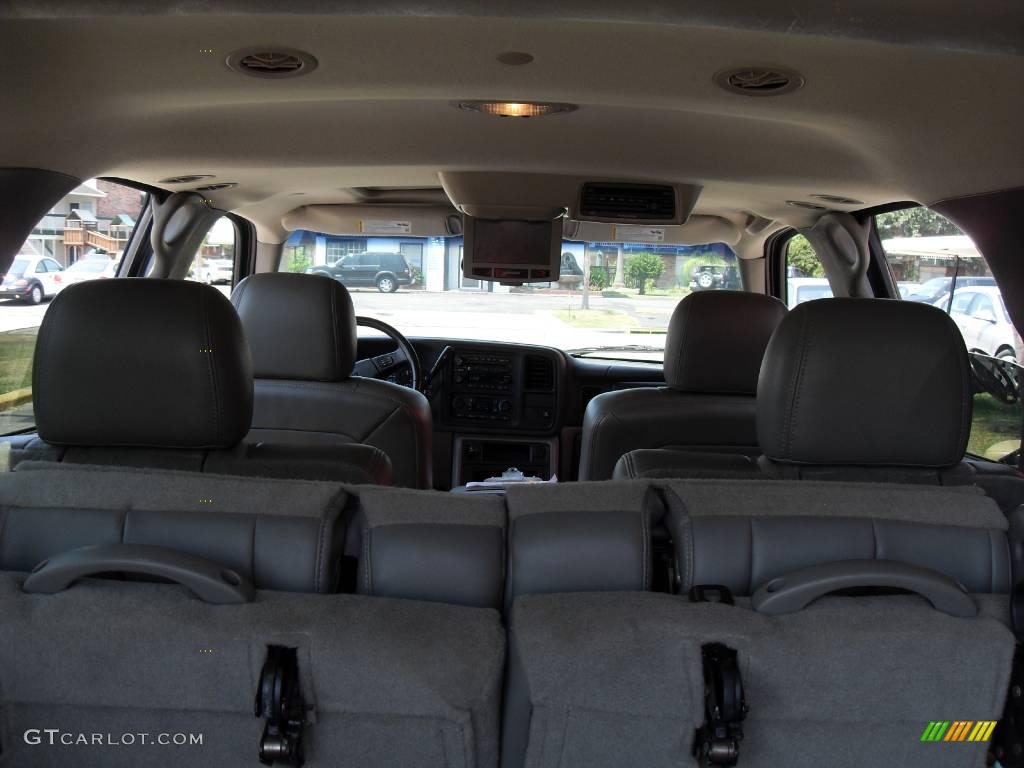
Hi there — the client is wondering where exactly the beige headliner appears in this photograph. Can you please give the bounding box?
[1,5,1022,243]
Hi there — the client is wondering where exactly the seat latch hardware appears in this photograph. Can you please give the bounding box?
[693,642,747,767]
[689,584,735,606]
[991,642,1024,768]
[256,645,307,767]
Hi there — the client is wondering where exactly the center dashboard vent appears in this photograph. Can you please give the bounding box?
[524,355,555,392]
[579,183,676,221]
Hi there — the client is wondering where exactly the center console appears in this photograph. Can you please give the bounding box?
[441,345,564,486]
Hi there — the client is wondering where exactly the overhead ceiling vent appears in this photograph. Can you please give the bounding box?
[810,194,865,206]
[194,182,238,192]
[524,355,555,392]
[714,67,804,97]
[579,183,676,221]
[227,48,318,79]
[159,174,213,185]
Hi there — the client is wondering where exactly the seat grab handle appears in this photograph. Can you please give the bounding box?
[752,559,976,618]
[23,543,255,604]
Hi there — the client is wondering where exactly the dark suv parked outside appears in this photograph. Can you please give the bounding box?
[689,264,740,291]
[307,251,413,292]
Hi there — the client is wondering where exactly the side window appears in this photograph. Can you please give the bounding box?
[876,205,1020,464]
[186,216,237,297]
[949,291,975,315]
[784,234,831,309]
[0,179,148,435]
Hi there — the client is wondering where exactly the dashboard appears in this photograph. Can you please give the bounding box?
[355,336,665,489]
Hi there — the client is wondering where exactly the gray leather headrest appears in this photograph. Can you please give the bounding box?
[34,279,252,448]
[663,290,788,394]
[232,272,356,381]
[758,298,971,467]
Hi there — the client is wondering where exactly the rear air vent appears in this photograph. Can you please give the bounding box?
[785,200,828,211]
[714,67,804,97]
[193,182,238,192]
[524,356,555,392]
[226,48,318,79]
[579,183,676,221]
[810,194,865,206]
[159,174,213,185]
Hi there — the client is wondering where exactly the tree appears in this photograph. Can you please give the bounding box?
[625,252,664,295]
[787,235,825,278]
[875,208,960,239]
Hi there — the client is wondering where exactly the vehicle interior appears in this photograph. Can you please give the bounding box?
[2,2,1024,766]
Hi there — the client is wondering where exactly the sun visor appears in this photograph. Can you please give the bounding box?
[563,216,741,246]
[282,205,459,237]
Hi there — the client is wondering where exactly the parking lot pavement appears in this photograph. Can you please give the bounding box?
[346,289,679,350]
[0,299,48,333]
[0,287,682,349]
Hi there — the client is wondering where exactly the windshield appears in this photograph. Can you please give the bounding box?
[4,259,28,278]
[279,231,740,361]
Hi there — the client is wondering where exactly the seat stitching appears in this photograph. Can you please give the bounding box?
[362,526,372,594]
[783,310,812,459]
[314,503,329,594]
[200,288,223,444]
[640,503,650,590]
[328,281,340,379]
[747,517,754,594]
[250,516,258,590]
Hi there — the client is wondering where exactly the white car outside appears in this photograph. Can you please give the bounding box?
[934,286,1021,361]
[0,255,66,304]
[786,277,833,309]
[62,256,117,285]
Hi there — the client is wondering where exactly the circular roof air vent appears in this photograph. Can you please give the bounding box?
[785,200,828,211]
[227,48,318,79]
[810,194,865,206]
[714,67,804,97]
[159,174,214,185]
[194,182,238,192]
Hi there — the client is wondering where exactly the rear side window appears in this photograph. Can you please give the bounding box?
[784,234,831,310]
[186,216,237,296]
[876,206,1020,464]
[0,179,147,435]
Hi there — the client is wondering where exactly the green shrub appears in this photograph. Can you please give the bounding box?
[625,253,664,295]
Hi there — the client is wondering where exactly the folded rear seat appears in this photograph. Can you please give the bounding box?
[0,469,506,767]
[503,477,1018,768]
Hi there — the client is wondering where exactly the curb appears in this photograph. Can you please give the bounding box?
[0,387,32,411]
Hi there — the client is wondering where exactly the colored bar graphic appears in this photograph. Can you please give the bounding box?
[921,721,997,742]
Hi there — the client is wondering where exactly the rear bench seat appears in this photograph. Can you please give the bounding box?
[0,468,506,767]
[501,478,1018,768]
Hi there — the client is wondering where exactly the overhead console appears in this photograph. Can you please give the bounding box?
[440,171,704,285]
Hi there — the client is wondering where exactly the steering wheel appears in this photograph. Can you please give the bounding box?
[969,352,1019,405]
[352,316,423,392]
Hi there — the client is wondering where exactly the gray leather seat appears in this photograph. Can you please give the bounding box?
[232,272,433,489]
[23,278,392,483]
[614,298,979,483]
[578,290,787,480]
